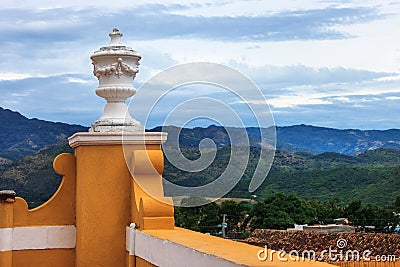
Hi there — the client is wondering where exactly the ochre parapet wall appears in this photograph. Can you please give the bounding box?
[1,134,336,266]
[0,153,76,267]
[69,132,175,267]
[126,226,335,267]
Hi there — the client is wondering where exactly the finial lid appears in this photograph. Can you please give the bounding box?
[109,28,123,46]
[91,28,141,59]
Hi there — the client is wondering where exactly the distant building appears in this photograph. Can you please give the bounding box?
[288,224,308,231]
[302,224,356,233]
[288,222,355,233]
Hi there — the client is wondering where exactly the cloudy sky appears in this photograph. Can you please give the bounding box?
[0,0,399,129]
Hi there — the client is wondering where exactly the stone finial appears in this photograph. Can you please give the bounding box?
[90,28,143,133]
[109,28,123,45]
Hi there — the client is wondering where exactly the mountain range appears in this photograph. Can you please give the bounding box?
[0,107,87,161]
[0,107,399,207]
[150,125,400,155]
[2,107,400,163]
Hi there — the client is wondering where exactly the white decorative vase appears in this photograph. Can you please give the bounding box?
[90,28,143,133]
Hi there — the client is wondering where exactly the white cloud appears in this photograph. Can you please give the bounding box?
[67,77,96,84]
[375,75,400,82]
[0,1,399,129]
[268,96,333,108]
[11,92,30,97]
[385,96,400,100]
[0,73,46,81]
[267,79,400,109]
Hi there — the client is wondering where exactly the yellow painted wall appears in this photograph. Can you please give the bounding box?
[75,144,132,267]
[0,153,76,267]
[143,227,336,267]
[74,143,173,267]
[13,153,76,227]
[0,196,13,267]
[136,256,158,267]
[12,249,75,267]
[0,140,338,267]
[0,251,12,267]
[0,140,174,267]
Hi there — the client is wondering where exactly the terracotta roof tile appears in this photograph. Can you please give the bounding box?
[244,229,400,262]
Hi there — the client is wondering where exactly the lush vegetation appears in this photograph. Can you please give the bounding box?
[164,147,400,206]
[175,194,400,238]
[0,142,73,207]
[0,107,399,228]
[255,165,400,205]
[250,193,399,231]
[1,142,400,208]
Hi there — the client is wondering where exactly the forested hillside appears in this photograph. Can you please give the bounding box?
[1,107,399,207]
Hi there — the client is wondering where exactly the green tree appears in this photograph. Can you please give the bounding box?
[251,203,294,230]
[175,197,221,234]
[250,193,317,230]
[394,196,400,212]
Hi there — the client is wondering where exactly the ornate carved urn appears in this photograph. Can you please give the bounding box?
[90,28,143,132]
